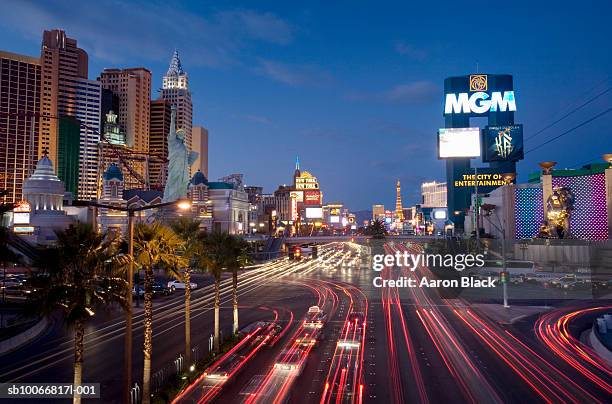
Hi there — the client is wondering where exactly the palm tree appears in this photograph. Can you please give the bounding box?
[35,223,127,404]
[170,217,201,365]
[196,231,230,352]
[132,223,186,404]
[365,219,387,239]
[224,235,252,335]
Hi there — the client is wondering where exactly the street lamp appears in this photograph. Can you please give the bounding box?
[73,198,191,403]
[481,203,510,308]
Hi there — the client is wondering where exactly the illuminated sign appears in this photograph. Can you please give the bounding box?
[295,171,319,190]
[305,207,323,219]
[453,171,515,193]
[304,190,321,205]
[330,216,340,223]
[444,91,516,115]
[13,201,31,213]
[13,226,34,233]
[432,209,447,220]
[470,74,487,91]
[290,191,303,203]
[483,125,524,162]
[438,128,481,158]
[13,212,30,225]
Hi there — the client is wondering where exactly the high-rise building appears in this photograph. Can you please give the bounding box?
[159,51,192,150]
[395,179,404,221]
[99,67,152,188]
[39,29,88,165]
[149,99,172,187]
[0,50,41,203]
[57,116,80,198]
[59,76,101,200]
[191,126,209,178]
[98,68,151,151]
[421,181,447,207]
[372,204,385,221]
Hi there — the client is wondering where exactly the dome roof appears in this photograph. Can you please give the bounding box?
[190,170,208,186]
[29,155,60,182]
[104,163,123,181]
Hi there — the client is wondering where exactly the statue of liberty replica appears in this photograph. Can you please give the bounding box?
[163,106,198,202]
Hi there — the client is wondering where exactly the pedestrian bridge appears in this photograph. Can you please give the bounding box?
[282,235,441,244]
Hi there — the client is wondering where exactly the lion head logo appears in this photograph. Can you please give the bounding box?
[470,74,487,92]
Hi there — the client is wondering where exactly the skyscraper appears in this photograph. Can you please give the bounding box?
[191,126,209,178]
[159,51,192,151]
[372,204,385,221]
[149,99,172,187]
[421,181,447,207]
[0,50,41,203]
[39,29,88,165]
[395,179,404,221]
[99,67,152,188]
[98,68,151,151]
[61,77,101,200]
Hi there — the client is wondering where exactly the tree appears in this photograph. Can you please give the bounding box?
[196,231,231,352]
[170,217,201,365]
[224,235,252,335]
[35,223,127,404]
[133,223,186,404]
[365,219,387,239]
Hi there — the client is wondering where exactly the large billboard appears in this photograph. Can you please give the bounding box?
[483,124,524,162]
[453,169,516,194]
[305,207,323,219]
[304,190,321,205]
[438,128,481,158]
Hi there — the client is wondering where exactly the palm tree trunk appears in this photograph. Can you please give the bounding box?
[142,266,154,404]
[232,268,238,335]
[214,275,220,352]
[73,319,84,404]
[184,269,191,365]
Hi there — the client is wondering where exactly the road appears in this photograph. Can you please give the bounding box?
[0,241,610,403]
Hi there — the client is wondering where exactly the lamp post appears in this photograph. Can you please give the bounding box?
[481,203,510,308]
[73,198,191,403]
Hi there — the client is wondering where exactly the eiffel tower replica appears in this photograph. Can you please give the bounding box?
[395,179,404,221]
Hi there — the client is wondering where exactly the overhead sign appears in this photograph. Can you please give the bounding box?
[438,128,481,158]
[444,74,516,116]
[483,125,524,162]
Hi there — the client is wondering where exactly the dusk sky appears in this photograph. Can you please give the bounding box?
[1,1,611,210]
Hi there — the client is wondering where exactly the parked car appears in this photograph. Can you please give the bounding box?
[132,286,145,297]
[167,280,198,290]
[153,281,175,296]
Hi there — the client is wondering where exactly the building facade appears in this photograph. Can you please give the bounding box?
[98,67,152,188]
[60,76,101,200]
[192,126,208,178]
[372,204,385,221]
[149,99,171,187]
[39,29,88,165]
[422,181,447,207]
[0,50,41,203]
[159,51,192,151]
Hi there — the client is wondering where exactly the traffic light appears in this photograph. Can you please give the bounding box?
[500,271,509,284]
[294,246,302,260]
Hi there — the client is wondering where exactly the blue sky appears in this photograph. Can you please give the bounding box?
[1,1,611,210]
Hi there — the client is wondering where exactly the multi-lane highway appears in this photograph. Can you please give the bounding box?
[0,241,610,403]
